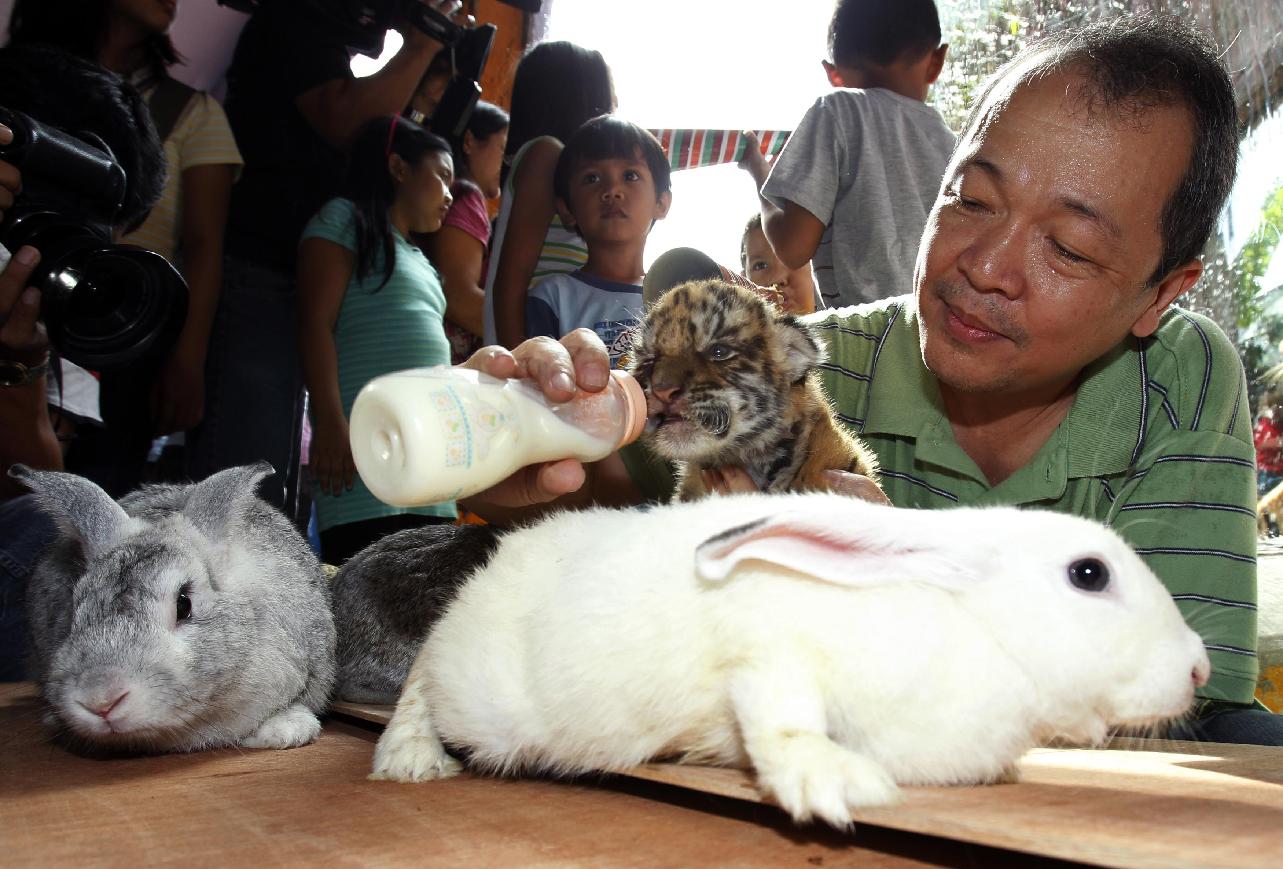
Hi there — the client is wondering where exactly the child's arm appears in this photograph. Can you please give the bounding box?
[757,97,846,270]
[490,137,563,349]
[760,199,826,272]
[427,225,486,337]
[297,237,356,496]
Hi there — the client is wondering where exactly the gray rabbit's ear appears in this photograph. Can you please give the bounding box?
[773,315,825,384]
[8,464,137,559]
[183,462,274,539]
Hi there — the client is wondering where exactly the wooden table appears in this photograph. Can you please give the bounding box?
[6,685,1283,867]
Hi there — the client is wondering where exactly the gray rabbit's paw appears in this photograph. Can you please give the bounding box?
[240,704,322,749]
[755,733,899,829]
[369,721,461,782]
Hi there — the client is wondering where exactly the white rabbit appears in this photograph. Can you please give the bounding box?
[13,463,336,755]
[370,492,1209,828]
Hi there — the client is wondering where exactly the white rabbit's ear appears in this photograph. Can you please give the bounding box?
[8,464,138,559]
[184,462,274,540]
[695,510,975,590]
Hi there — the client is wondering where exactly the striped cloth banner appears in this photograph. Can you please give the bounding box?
[649,129,790,172]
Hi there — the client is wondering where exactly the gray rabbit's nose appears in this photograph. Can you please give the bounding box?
[83,691,129,719]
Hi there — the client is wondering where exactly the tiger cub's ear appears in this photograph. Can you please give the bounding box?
[772,314,826,384]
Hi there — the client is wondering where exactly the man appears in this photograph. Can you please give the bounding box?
[188,0,461,511]
[455,15,1280,745]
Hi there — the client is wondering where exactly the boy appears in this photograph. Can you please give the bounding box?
[746,0,954,309]
[526,116,671,366]
[740,213,816,314]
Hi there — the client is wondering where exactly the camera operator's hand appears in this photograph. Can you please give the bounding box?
[0,126,22,224]
[399,0,468,50]
[0,246,49,369]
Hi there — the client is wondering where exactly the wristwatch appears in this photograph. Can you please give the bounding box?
[0,355,50,387]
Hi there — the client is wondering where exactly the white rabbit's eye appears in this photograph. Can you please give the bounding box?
[1068,558,1109,592]
[176,589,192,621]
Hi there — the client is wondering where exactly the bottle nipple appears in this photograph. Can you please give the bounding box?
[611,370,648,447]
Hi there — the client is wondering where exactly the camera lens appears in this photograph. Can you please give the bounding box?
[54,246,186,371]
[6,211,188,371]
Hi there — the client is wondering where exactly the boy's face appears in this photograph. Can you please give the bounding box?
[559,150,671,244]
[743,224,790,288]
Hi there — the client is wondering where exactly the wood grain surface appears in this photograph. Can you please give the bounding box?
[325,702,1283,869]
[3,684,1076,868]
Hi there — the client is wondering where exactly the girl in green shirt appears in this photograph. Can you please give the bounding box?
[298,116,457,565]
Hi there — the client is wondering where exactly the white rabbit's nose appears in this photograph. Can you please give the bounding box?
[1192,660,1210,689]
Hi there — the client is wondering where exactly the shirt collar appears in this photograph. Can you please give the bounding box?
[858,296,1145,485]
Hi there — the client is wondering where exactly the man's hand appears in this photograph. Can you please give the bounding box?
[701,466,758,495]
[822,470,891,505]
[459,329,611,508]
[0,246,48,368]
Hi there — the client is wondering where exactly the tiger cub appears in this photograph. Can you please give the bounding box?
[627,279,880,502]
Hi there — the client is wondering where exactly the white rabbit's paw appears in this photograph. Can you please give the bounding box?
[241,704,321,750]
[755,733,899,829]
[369,722,462,782]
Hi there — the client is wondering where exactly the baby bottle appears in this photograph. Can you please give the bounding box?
[349,366,648,506]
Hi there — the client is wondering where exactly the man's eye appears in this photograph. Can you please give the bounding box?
[1051,239,1091,265]
[751,260,768,272]
[625,170,641,181]
[582,172,600,184]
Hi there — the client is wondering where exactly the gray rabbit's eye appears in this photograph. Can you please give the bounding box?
[1068,558,1109,592]
[176,587,192,621]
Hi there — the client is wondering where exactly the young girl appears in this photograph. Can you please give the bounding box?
[420,100,509,363]
[484,40,615,348]
[298,117,456,565]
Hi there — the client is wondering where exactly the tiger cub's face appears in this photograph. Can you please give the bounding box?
[627,279,824,465]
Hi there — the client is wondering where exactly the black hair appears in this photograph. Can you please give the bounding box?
[342,116,452,290]
[552,115,670,206]
[450,100,509,182]
[8,0,182,83]
[829,0,941,69]
[740,213,764,272]
[505,41,614,161]
[0,42,164,231]
[960,15,1239,285]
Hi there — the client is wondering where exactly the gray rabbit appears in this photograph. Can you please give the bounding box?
[331,523,505,704]
[13,462,336,755]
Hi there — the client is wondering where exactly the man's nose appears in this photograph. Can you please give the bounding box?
[956,222,1027,299]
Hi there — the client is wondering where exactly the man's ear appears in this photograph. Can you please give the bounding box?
[1131,259,1203,338]
[925,44,948,85]
[822,60,845,88]
[555,197,576,232]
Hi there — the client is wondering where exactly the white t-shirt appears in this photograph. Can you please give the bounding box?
[525,270,643,368]
[763,88,955,309]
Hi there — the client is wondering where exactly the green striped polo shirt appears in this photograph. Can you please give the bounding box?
[623,295,1259,703]
[302,198,457,531]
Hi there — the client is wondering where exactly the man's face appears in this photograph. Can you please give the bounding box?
[560,150,671,244]
[915,67,1198,397]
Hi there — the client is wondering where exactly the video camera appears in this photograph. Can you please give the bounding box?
[0,107,188,372]
[218,0,539,141]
